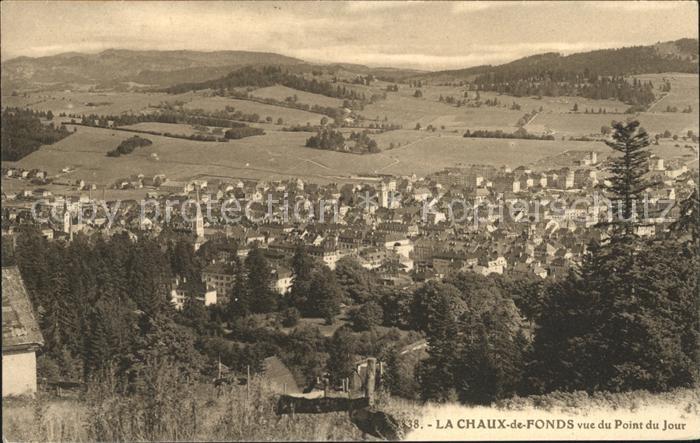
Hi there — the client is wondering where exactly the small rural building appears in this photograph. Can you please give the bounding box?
[2,266,44,397]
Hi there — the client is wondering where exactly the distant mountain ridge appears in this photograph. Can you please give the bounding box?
[409,38,699,82]
[2,39,697,92]
[1,49,305,90]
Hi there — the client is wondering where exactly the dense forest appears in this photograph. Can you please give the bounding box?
[463,128,555,141]
[225,88,347,119]
[224,126,265,139]
[5,231,414,391]
[72,110,260,129]
[471,75,657,107]
[164,66,367,103]
[1,108,72,161]
[305,128,380,153]
[106,135,153,157]
[405,39,699,107]
[68,110,265,141]
[412,39,698,83]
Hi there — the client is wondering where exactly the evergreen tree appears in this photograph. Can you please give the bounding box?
[525,269,597,393]
[307,267,342,324]
[83,305,113,378]
[604,120,653,237]
[382,345,402,395]
[530,120,699,393]
[326,326,356,385]
[244,246,278,313]
[413,282,463,402]
[289,244,315,311]
[226,256,249,319]
[455,310,526,404]
[182,292,208,335]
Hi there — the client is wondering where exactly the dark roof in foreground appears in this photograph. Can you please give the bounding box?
[2,266,44,352]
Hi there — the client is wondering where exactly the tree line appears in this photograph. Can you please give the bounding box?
[463,128,555,141]
[106,135,153,157]
[471,76,657,107]
[305,129,380,153]
[1,108,71,161]
[164,65,367,102]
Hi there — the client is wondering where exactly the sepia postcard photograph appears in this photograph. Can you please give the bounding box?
[1,1,699,441]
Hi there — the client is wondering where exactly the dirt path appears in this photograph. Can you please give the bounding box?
[646,92,670,112]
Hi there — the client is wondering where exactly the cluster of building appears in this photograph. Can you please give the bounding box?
[2,149,696,312]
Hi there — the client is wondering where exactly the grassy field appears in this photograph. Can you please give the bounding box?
[362,87,630,135]
[184,96,325,126]
[1,90,325,127]
[4,77,697,187]
[1,378,369,442]
[14,125,624,186]
[119,121,228,137]
[637,73,700,113]
[1,91,176,115]
[375,134,607,176]
[528,112,699,137]
[362,94,519,131]
[251,85,344,108]
[3,382,697,441]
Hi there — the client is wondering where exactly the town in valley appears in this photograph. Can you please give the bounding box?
[1,2,699,441]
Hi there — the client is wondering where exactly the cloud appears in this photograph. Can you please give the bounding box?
[344,1,424,12]
[583,1,683,11]
[286,39,634,70]
[1,1,696,68]
[451,1,535,14]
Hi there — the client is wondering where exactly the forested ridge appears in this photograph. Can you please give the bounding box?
[1,108,71,161]
[421,39,699,107]
[164,65,367,102]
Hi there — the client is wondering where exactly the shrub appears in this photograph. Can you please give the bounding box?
[106,136,152,157]
[281,307,300,327]
[351,301,384,331]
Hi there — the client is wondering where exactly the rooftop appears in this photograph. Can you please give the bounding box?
[2,266,44,352]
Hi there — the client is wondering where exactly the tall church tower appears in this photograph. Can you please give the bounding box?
[63,200,73,240]
[63,200,71,233]
[194,188,204,238]
[379,182,389,208]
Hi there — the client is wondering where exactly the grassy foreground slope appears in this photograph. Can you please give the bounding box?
[4,383,698,441]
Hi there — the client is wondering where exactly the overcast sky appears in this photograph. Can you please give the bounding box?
[1,1,697,70]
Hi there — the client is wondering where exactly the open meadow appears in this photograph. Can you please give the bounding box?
[120,121,219,137]
[12,124,629,186]
[1,90,178,115]
[184,95,325,126]
[636,73,700,113]
[251,85,344,108]
[3,73,698,187]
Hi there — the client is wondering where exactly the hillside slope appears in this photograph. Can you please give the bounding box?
[1,49,304,90]
[412,39,699,83]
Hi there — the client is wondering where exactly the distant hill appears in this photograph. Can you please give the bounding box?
[1,49,423,92]
[1,49,305,91]
[411,39,699,83]
[2,39,696,93]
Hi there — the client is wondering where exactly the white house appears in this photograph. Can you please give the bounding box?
[170,282,217,311]
[2,267,44,397]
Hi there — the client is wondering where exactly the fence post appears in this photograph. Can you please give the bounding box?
[246,365,250,402]
[365,358,376,407]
